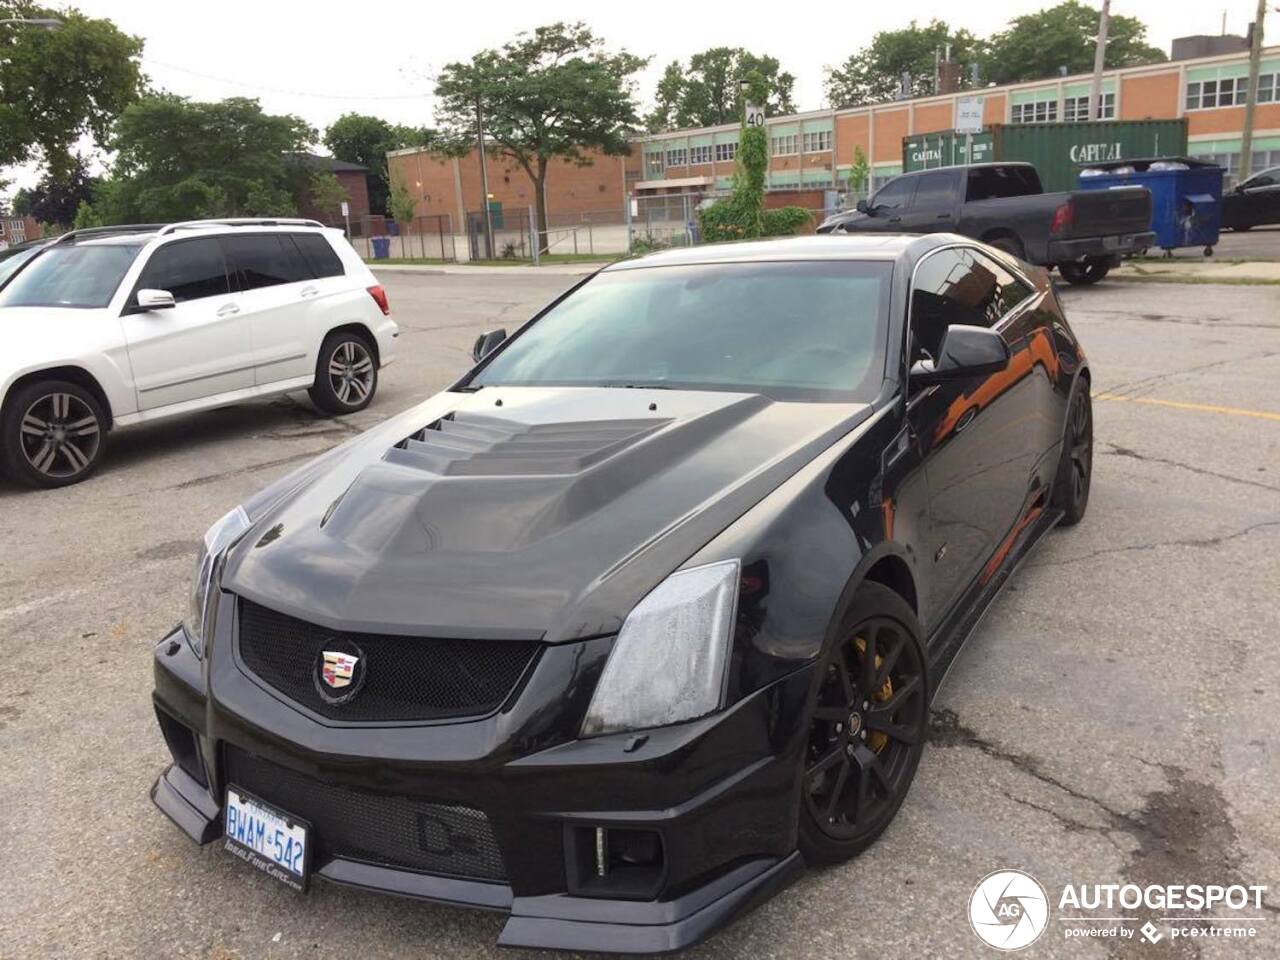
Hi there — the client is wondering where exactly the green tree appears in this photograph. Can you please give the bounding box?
[306,171,349,219]
[0,1,143,174]
[647,48,796,131]
[323,113,431,216]
[387,172,417,225]
[434,22,645,250]
[983,1,1165,85]
[697,71,810,243]
[825,20,982,107]
[96,95,316,222]
[12,154,97,226]
[846,146,870,198]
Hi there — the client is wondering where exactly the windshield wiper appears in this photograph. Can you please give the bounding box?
[597,382,674,390]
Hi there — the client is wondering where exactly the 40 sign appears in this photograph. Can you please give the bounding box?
[745,103,765,128]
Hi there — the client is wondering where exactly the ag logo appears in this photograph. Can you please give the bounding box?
[969,869,1050,951]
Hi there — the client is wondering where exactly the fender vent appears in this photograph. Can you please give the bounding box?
[386,411,669,476]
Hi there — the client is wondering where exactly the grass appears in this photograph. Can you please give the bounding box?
[1108,273,1280,286]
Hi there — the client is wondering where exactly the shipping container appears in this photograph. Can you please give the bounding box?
[903,120,1188,192]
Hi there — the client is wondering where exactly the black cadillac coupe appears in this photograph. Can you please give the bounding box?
[150,234,1092,953]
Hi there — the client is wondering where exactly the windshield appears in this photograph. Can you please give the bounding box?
[0,243,142,309]
[470,260,892,401]
[0,245,43,287]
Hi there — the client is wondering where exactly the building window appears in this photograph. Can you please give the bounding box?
[1063,93,1115,122]
[801,130,833,152]
[1010,97,1059,124]
[1259,72,1277,102]
[770,134,797,156]
[689,144,713,164]
[1186,76,1250,110]
[645,152,664,175]
[664,147,687,167]
[714,141,738,162]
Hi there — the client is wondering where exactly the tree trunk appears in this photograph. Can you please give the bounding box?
[533,159,549,256]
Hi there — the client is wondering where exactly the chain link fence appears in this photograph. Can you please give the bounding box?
[329,214,457,262]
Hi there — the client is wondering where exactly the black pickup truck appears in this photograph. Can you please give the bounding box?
[817,162,1155,285]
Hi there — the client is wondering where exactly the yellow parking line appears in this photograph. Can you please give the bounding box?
[1094,392,1280,422]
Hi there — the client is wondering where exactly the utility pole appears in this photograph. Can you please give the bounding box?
[474,95,495,260]
[1239,0,1270,182]
[1089,0,1111,121]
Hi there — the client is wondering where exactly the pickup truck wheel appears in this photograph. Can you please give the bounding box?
[985,235,1026,261]
[1058,260,1110,285]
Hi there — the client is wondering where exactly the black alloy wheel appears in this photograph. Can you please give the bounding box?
[799,582,927,865]
[309,332,377,414]
[1054,382,1092,526]
[1,380,106,488]
[1058,260,1111,285]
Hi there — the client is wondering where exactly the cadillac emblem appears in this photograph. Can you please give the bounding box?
[314,642,366,704]
[321,651,359,689]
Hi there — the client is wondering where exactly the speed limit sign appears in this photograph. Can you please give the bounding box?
[745,103,765,127]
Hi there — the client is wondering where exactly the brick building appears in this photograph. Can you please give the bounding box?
[386,146,627,232]
[632,42,1280,200]
[297,155,372,223]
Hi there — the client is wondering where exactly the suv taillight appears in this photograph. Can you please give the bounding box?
[367,284,390,315]
[1050,201,1074,235]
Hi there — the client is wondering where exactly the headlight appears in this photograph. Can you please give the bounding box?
[581,560,739,737]
[184,506,251,658]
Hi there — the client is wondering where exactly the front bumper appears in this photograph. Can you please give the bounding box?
[150,607,812,953]
[1047,229,1156,263]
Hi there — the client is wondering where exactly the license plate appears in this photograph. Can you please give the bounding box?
[1103,235,1121,249]
[223,785,311,892]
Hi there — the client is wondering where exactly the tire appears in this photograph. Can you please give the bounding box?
[1058,259,1111,285]
[986,234,1026,261]
[309,331,377,415]
[1052,379,1093,527]
[798,581,928,866]
[1,379,107,488]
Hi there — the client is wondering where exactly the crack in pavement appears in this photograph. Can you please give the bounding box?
[1026,520,1280,569]
[1099,442,1280,495]
[1102,351,1277,400]
[929,710,1268,959]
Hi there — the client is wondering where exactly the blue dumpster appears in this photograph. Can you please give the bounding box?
[1078,157,1224,256]
[371,236,391,259]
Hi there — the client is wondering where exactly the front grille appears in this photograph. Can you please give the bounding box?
[224,747,507,881]
[236,599,539,723]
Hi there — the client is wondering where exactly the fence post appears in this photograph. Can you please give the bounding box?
[529,206,540,266]
[624,194,633,254]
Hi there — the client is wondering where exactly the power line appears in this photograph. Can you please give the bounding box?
[141,57,436,102]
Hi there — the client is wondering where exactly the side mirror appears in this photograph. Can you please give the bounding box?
[472,327,507,363]
[136,288,175,311]
[909,325,1009,387]
[855,198,870,215]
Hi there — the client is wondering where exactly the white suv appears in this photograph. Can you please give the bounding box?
[0,219,398,488]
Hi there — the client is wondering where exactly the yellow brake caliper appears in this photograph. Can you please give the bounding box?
[853,636,893,753]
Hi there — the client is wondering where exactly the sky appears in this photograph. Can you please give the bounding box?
[4,0,1266,194]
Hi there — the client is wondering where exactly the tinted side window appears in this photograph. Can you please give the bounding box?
[291,233,344,278]
[966,166,1041,201]
[910,248,1004,359]
[872,177,916,210]
[974,251,1034,316]
[138,238,228,303]
[226,234,312,290]
[910,173,956,209]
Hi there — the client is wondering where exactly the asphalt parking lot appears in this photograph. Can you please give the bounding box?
[2,269,1279,959]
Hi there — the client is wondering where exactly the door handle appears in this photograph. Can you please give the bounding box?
[300,285,319,298]
[935,212,951,219]
[888,216,902,223]
[216,303,240,318]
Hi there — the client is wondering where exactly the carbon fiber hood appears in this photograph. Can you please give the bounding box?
[223,386,871,643]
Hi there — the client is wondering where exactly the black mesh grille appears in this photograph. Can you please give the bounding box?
[236,600,538,723]
[224,747,507,881]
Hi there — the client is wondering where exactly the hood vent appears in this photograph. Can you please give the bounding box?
[385,411,670,477]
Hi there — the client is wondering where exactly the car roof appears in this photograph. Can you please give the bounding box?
[606,233,951,271]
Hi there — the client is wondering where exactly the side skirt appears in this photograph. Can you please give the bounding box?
[925,505,1064,701]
